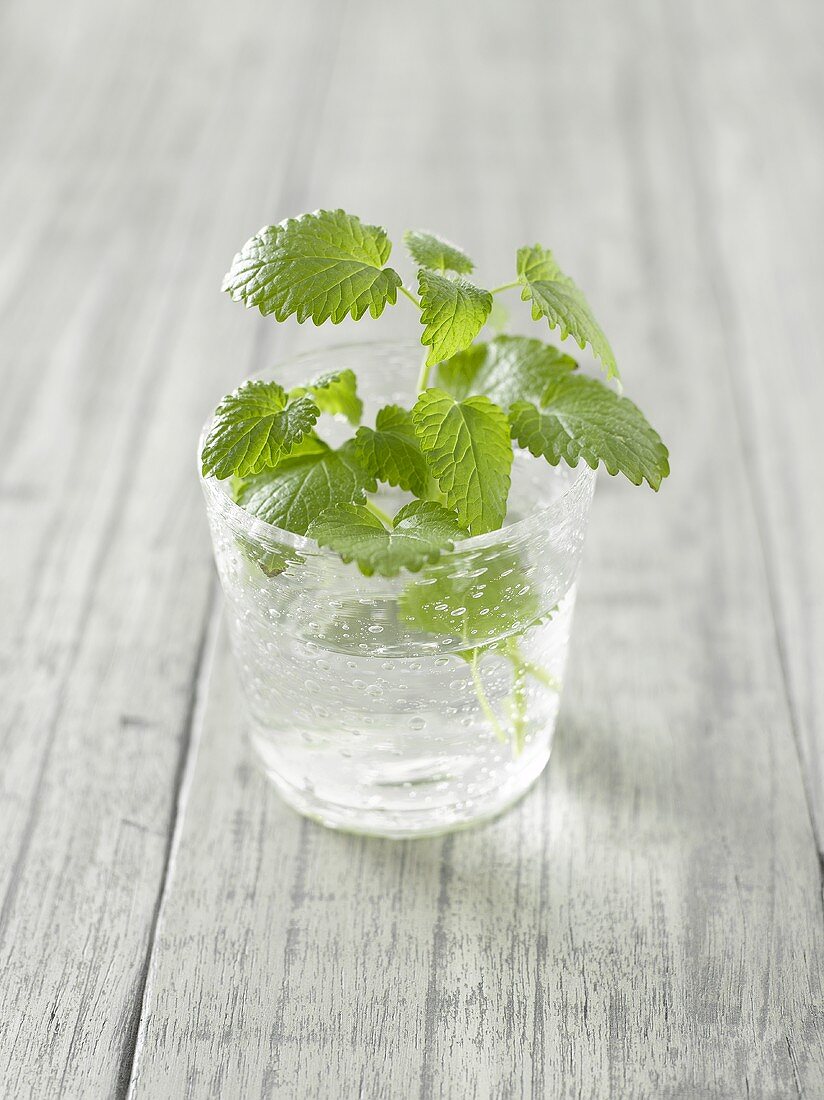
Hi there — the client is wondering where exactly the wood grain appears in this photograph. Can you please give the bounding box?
[0,0,334,1094]
[1,0,822,1096]
[666,0,824,849]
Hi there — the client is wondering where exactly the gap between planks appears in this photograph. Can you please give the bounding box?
[122,584,222,1099]
[121,3,350,1092]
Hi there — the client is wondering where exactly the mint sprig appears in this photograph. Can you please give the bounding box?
[206,209,669,572]
[205,210,671,754]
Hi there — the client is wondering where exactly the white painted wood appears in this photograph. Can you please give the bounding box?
[666,0,824,847]
[129,1,824,1098]
[0,0,332,1094]
[1,0,822,1096]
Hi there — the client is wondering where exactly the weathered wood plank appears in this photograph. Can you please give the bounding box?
[0,0,332,1094]
[129,0,824,1097]
[665,0,824,848]
[127,623,441,1099]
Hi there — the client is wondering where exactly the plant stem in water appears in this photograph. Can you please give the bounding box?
[468,649,507,743]
[504,637,560,692]
[518,659,560,692]
[508,659,528,756]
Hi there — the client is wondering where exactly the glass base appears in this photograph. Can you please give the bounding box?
[251,734,552,838]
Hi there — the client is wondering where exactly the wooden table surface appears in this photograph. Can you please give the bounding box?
[2,0,823,1095]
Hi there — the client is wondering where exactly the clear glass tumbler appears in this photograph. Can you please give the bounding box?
[200,342,596,837]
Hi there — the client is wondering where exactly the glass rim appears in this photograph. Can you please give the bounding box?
[198,339,598,556]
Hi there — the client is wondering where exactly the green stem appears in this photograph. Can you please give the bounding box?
[489,280,521,295]
[415,350,433,393]
[468,650,507,743]
[520,660,561,692]
[508,660,528,757]
[400,285,421,308]
[504,636,561,692]
[364,498,394,528]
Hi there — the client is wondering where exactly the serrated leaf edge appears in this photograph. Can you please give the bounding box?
[516,243,620,382]
[509,392,670,490]
[417,270,494,367]
[308,499,463,577]
[201,382,321,480]
[221,209,403,325]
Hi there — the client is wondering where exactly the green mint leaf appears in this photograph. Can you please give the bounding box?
[236,438,377,534]
[412,389,513,534]
[289,368,363,426]
[201,380,320,480]
[222,209,403,324]
[436,335,577,408]
[354,405,429,496]
[509,374,670,489]
[403,229,474,274]
[400,549,539,647]
[308,500,465,577]
[231,433,328,503]
[516,245,619,380]
[417,269,493,368]
[429,343,486,400]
